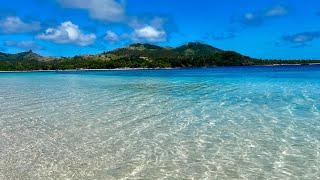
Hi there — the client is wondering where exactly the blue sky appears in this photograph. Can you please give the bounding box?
[0,0,320,59]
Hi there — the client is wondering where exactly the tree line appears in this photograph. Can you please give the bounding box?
[0,53,320,71]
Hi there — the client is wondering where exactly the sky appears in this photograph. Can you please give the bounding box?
[0,0,320,59]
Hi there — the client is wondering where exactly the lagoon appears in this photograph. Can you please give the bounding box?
[0,66,319,179]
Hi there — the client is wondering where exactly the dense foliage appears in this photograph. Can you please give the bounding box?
[0,50,44,62]
[1,42,320,71]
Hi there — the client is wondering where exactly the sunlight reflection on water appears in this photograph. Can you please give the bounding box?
[0,66,319,179]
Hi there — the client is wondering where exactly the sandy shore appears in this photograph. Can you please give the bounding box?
[0,64,320,73]
[0,67,177,73]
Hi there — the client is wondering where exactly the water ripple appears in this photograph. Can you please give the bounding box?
[0,67,320,179]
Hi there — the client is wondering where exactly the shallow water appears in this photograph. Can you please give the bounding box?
[0,66,319,179]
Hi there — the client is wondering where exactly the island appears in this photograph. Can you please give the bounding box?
[1,42,319,71]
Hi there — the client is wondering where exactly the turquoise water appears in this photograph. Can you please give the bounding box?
[0,66,319,179]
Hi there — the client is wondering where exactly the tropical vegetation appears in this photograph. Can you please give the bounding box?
[0,42,319,71]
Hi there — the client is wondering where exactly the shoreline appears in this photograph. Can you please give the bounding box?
[0,64,320,73]
[0,67,177,73]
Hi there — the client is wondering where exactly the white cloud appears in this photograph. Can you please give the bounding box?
[127,17,167,43]
[238,5,289,26]
[56,0,170,44]
[104,24,167,44]
[132,25,167,42]
[37,21,96,46]
[265,5,289,17]
[282,31,320,43]
[0,16,41,33]
[104,30,119,43]
[102,17,168,43]
[4,41,43,50]
[57,0,125,22]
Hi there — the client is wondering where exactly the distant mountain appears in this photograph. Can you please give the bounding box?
[126,43,164,50]
[107,43,175,59]
[104,42,221,61]
[108,42,223,58]
[174,42,222,56]
[103,42,254,66]
[0,50,44,62]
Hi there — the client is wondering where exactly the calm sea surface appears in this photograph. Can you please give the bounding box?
[0,66,319,179]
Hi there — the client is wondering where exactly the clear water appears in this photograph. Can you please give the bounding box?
[0,66,319,179]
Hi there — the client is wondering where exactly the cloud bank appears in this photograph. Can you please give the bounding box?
[104,30,120,44]
[56,0,125,22]
[282,31,320,43]
[128,17,167,42]
[56,0,170,44]
[37,21,96,46]
[131,25,167,42]
[0,16,41,33]
[237,5,290,27]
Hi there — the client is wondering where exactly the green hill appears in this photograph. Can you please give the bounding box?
[108,43,175,59]
[108,42,223,59]
[0,42,320,71]
[174,42,222,56]
[104,42,254,67]
[0,50,45,62]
